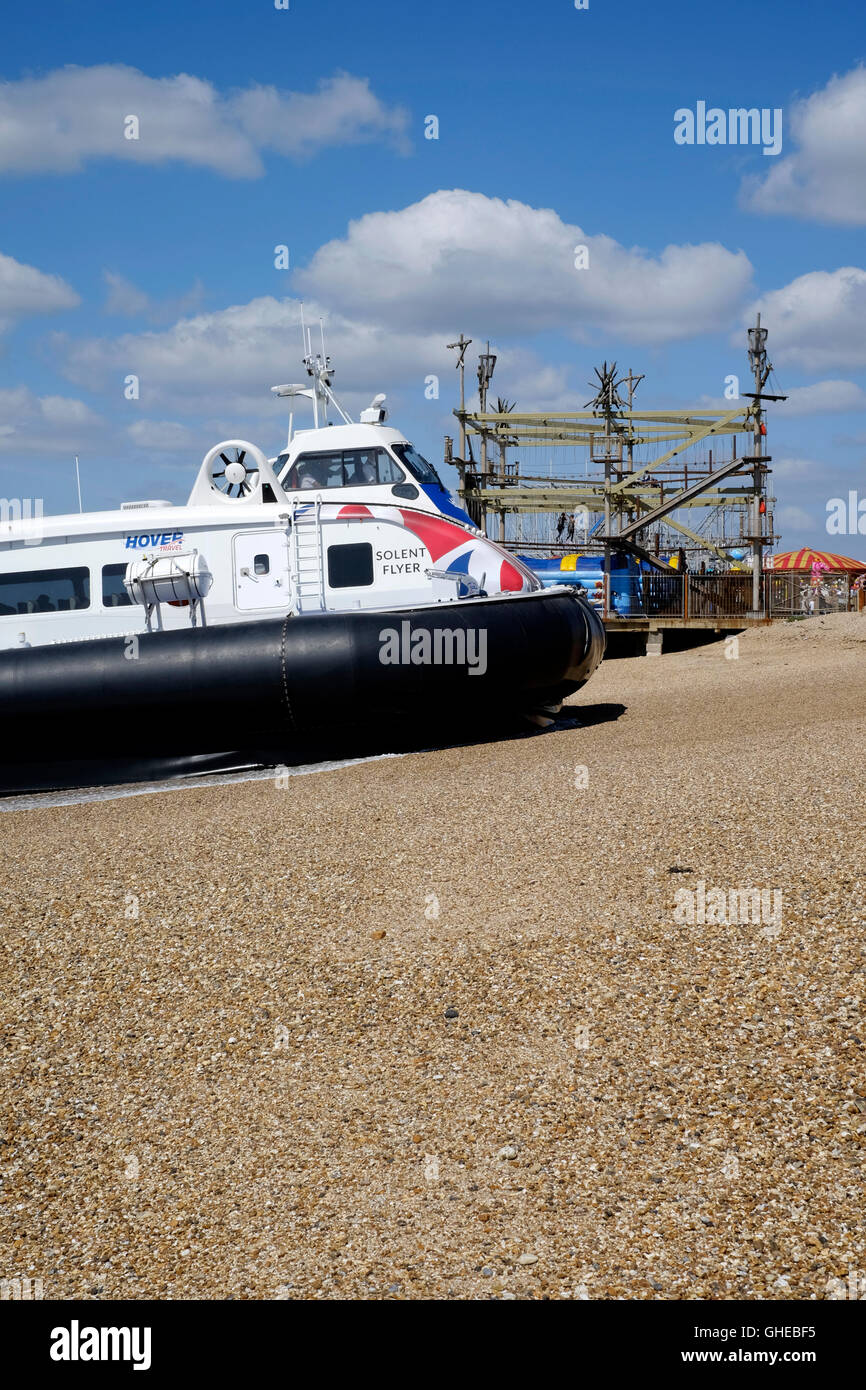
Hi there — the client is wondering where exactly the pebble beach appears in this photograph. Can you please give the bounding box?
[1,614,864,1300]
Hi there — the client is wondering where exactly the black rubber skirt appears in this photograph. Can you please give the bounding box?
[0,589,605,793]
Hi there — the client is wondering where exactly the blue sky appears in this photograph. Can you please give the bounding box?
[1,0,865,551]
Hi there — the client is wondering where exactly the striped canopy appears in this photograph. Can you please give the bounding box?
[767,548,866,573]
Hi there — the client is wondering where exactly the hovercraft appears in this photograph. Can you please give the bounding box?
[0,586,604,792]
[0,347,605,792]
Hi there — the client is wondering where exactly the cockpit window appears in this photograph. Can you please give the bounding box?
[391,443,443,488]
[279,448,402,491]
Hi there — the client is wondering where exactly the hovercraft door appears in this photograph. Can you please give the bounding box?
[233,532,290,611]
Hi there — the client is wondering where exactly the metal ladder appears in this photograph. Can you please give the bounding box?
[289,494,325,613]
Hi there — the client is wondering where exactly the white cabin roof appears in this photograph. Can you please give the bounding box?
[280,423,409,457]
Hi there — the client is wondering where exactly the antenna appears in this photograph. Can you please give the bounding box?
[271,312,353,436]
[299,303,319,428]
[447,332,473,472]
[73,454,83,513]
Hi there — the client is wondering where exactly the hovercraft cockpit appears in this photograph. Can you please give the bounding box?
[270,426,471,526]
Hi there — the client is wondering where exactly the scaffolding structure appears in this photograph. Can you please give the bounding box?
[446,319,783,609]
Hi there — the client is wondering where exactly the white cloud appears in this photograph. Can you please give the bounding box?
[232,75,410,160]
[0,66,409,178]
[483,351,575,411]
[0,386,105,454]
[775,504,819,533]
[0,250,79,332]
[780,380,866,415]
[745,268,866,371]
[103,272,150,318]
[56,295,450,419]
[295,189,753,344]
[50,192,759,436]
[103,271,206,324]
[126,419,202,452]
[56,295,595,433]
[742,67,866,225]
[771,456,819,479]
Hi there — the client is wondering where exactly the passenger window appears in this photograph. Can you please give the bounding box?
[343,449,403,486]
[327,542,374,589]
[0,566,90,616]
[342,450,377,486]
[376,452,403,484]
[254,554,270,576]
[294,451,344,490]
[102,563,133,607]
[392,443,444,488]
[286,448,405,490]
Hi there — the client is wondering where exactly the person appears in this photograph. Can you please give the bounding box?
[556,511,567,540]
[347,453,375,485]
[299,464,322,489]
[566,513,576,542]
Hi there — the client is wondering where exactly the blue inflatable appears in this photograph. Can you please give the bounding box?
[515,552,644,614]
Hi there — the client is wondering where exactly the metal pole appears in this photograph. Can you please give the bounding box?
[74,455,83,513]
[498,437,507,544]
[603,455,611,608]
[627,369,635,473]
[479,342,492,536]
[458,341,466,460]
[751,313,763,614]
[447,333,471,464]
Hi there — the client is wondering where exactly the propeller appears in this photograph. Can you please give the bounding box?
[211,446,259,497]
[200,440,268,501]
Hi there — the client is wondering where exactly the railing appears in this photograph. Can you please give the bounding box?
[601,570,860,621]
[687,573,755,618]
[601,572,680,619]
[602,572,755,620]
[766,573,854,616]
[765,573,801,616]
[640,572,683,617]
